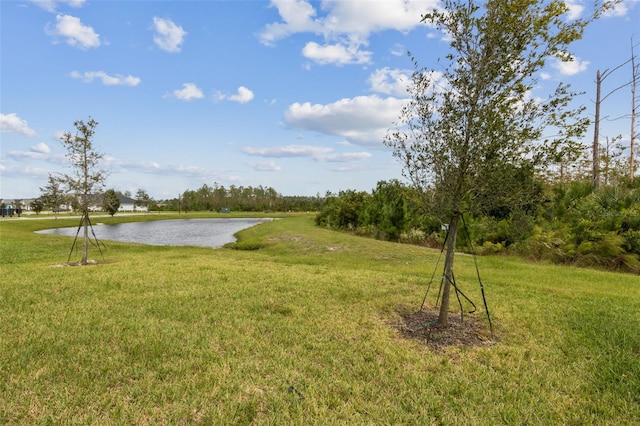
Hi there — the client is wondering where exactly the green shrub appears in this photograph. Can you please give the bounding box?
[398,228,426,245]
[622,230,640,255]
[480,241,504,254]
[226,241,264,251]
[514,226,571,263]
[574,233,640,272]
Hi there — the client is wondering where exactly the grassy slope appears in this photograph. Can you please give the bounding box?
[1,214,639,424]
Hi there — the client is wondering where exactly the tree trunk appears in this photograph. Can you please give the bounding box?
[593,69,601,189]
[438,212,460,327]
[82,210,89,265]
[631,40,637,180]
[80,213,89,265]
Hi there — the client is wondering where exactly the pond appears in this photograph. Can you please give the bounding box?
[36,218,272,249]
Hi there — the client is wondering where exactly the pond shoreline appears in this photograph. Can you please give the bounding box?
[35,217,274,249]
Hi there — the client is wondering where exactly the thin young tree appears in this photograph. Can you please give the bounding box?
[59,117,106,264]
[385,0,615,327]
[135,188,152,213]
[31,198,45,215]
[39,173,67,219]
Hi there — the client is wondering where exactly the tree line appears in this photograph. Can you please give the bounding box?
[35,180,325,215]
[315,177,640,274]
[163,184,325,213]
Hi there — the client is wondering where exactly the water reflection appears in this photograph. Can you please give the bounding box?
[36,218,271,249]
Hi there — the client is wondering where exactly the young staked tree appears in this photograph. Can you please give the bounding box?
[385,0,614,327]
[59,117,106,265]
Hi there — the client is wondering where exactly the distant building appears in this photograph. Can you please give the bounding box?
[1,193,148,214]
[116,193,148,212]
[88,193,148,213]
[0,198,36,211]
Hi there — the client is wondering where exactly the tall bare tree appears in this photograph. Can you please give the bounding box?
[59,117,106,264]
[631,38,639,179]
[591,61,632,188]
[386,0,615,327]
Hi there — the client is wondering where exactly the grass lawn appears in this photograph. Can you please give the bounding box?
[1,213,639,424]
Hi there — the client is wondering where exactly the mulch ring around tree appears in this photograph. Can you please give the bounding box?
[393,307,495,351]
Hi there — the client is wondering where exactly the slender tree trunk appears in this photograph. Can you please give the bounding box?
[82,147,89,265]
[438,211,460,327]
[82,211,89,265]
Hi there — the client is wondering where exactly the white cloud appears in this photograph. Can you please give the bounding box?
[242,144,332,158]
[242,144,371,164]
[32,142,50,154]
[260,0,438,66]
[368,68,412,96]
[169,165,212,176]
[320,0,439,35]
[603,0,629,17]
[553,55,589,76]
[70,71,141,86]
[566,0,629,20]
[284,95,407,147]
[228,86,255,103]
[172,83,204,101]
[7,148,64,163]
[8,150,45,161]
[248,161,282,172]
[0,113,38,137]
[48,14,100,49]
[260,0,437,44]
[215,86,255,103]
[28,0,85,13]
[564,0,584,20]
[329,164,371,173]
[152,17,187,53]
[98,157,246,189]
[0,165,51,180]
[390,43,406,57]
[259,0,322,46]
[318,152,372,162]
[302,41,371,65]
[103,156,161,173]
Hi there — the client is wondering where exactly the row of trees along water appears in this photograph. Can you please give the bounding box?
[163,184,325,213]
[34,179,326,215]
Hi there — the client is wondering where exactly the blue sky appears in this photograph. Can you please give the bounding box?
[1,0,638,200]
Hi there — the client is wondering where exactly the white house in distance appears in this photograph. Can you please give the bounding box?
[89,193,148,213]
[119,193,148,212]
[1,193,149,214]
